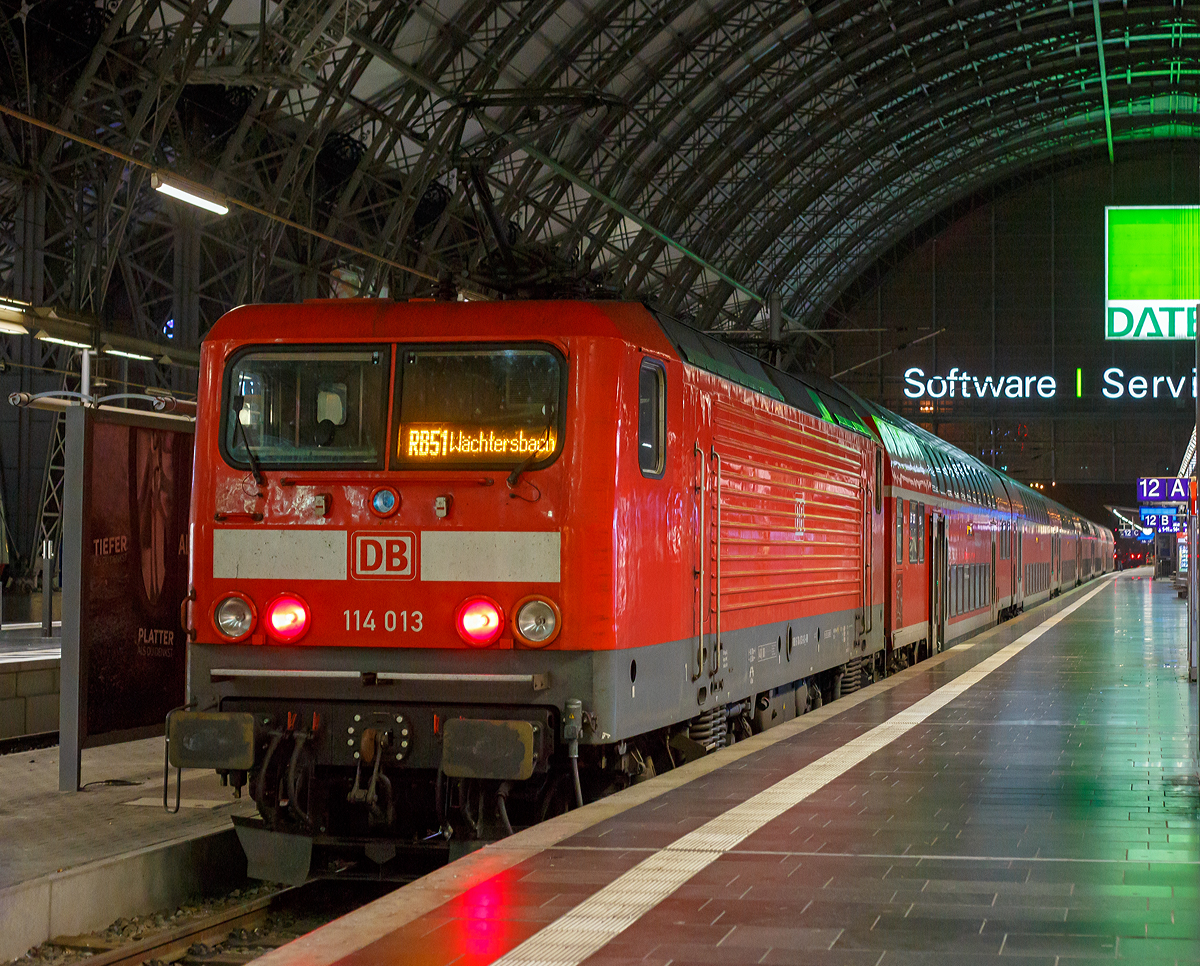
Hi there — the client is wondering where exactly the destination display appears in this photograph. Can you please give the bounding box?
[1137,477,1191,502]
[401,424,557,462]
[1105,206,1200,340]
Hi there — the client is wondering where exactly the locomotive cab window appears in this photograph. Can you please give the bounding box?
[638,359,666,478]
[222,346,388,469]
[394,345,565,469]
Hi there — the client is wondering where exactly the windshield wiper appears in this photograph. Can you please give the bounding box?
[507,412,556,489]
[506,450,539,489]
[233,394,265,487]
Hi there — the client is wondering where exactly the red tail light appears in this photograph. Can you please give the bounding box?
[455,596,504,647]
[265,594,311,643]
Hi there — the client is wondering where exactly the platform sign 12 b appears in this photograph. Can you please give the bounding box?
[1137,477,1190,502]
[1142,512,1185,533]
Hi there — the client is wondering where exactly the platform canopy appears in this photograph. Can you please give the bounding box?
[1,0,1198,361]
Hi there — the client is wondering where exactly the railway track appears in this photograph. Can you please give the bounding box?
[20,880,394,966]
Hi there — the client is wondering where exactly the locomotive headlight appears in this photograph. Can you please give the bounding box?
[370,486,399,517]
[455,596,504,647]
[513,596,561,647]
[214,594,255,641]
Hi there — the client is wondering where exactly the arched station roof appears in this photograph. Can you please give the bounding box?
[1,0,1198,353]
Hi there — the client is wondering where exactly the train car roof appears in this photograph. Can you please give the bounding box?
[649,309,875,437]
[204,298,679,351]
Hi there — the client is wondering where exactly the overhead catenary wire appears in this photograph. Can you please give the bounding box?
[831,328,945,380]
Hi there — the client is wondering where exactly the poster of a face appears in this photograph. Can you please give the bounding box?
[82,417,193,740]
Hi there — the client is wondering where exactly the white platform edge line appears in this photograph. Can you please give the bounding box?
[487,578,1113,966]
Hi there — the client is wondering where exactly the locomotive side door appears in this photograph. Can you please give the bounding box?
[689,382,716,682]
[929,512,947,653]
[860,447,879,636]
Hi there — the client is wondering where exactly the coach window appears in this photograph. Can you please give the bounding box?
[897,498,904,565]
[908,501,918,563]
[917,503,925,563]
[638,359,666,477]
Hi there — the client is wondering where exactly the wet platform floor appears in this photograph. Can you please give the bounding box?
[263,570,1200,966]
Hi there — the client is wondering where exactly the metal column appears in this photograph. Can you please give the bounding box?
[58,407,86,792]
[1190,514,1198,681]
[1194,305,1199,685]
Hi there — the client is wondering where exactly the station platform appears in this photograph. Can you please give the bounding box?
[0,623,61,741]
[0,735,255,960]
[256,569,1200,966]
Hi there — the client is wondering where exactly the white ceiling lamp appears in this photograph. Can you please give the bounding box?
[0,296,30,334]
[101,343,155,361]
[151,172,230,216]
[35,329,91,350]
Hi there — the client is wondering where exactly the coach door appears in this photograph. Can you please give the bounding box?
[929,512,947,653]
[991,535,999,625]
[1014,521,1023,608]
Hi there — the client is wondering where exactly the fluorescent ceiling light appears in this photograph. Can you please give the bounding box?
[0,298,29,327]
[35,330,91,350]
[102,344,154,361]
[151,172,230,216]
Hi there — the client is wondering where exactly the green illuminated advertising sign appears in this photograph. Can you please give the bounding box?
[1106,206,1200,340]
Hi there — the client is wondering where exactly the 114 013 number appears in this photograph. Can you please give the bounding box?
[344,609,423,632]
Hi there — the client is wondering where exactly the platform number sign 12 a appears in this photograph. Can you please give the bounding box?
[1137,477,1190,502]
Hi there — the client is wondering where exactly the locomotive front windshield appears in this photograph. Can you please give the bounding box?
[223,347,388,468]
[396,347,563,467]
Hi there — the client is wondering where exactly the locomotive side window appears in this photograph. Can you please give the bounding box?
[637,360,666,478]
[223,346,388,468]
[394,345,564,469]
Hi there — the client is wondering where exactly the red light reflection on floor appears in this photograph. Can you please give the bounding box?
[439,875,538,964]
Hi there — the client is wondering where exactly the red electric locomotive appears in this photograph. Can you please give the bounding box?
[168,299,1110,879]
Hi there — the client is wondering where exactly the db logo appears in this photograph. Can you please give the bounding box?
[351,532,416,580]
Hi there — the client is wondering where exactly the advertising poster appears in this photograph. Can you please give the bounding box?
[79,412,194,744]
